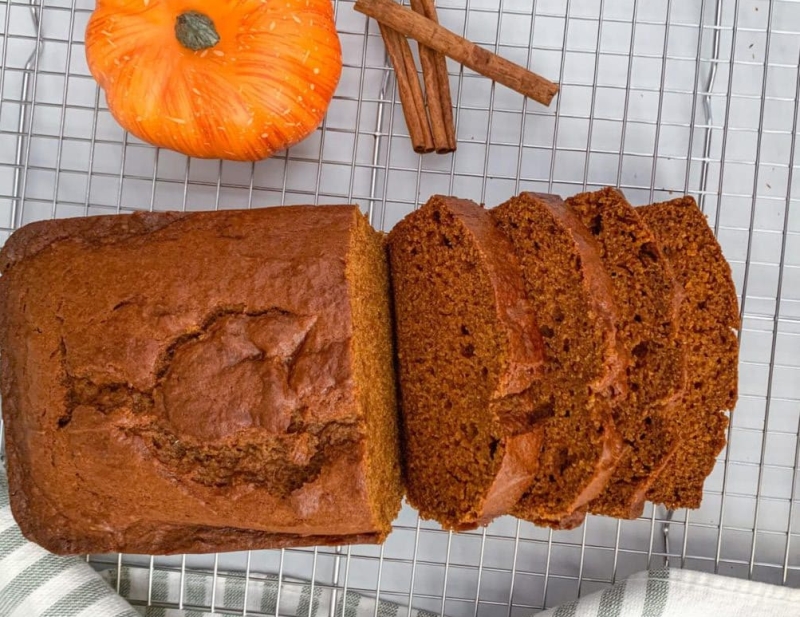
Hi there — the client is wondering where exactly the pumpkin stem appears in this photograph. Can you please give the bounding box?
[175,11,220,51]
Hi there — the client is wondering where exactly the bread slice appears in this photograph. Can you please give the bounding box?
[387,195,545,530]
[0,206,403,554]
[641,197,739,509]
[492,193,626,527]
[566,188,686,519]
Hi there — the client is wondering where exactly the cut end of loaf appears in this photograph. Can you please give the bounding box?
[347,209,405,535]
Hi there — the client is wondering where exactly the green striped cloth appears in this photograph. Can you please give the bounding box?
[109,565,800,617]
[0,470,139,617]
[100,566,436,617]
[539,567,800,617]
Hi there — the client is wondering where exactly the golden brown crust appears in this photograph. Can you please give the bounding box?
[0,206,401,555]
[0,211,190,272]
[388,195,544,530]
[469,429,543,528]
[641,197,739,509]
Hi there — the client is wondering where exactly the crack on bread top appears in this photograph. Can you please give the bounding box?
[125,419,363,494]
[57,306,362,492]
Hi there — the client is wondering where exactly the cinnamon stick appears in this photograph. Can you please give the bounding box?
[416,37,450,152]
[356,0,559,106]
[410,0,455,152]
[433,46,457,151]
[378,24,434,153]
[397,28,435,153]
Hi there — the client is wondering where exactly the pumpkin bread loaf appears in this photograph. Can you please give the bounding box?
[492,193,626,528]
[0,206,403,554]
[388,195,545,530]
[641,198,739,509]
[567,188,686,520]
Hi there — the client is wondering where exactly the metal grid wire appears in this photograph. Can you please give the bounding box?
[1,0,799,613]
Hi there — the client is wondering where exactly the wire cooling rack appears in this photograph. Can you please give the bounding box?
[1,0,800,614]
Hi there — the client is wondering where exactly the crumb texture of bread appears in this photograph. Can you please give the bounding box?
[388,195,544,530]
[566,188,686,519]
[641,197,739,509]
[347,213,404,535]
[492,193,626,527]
[0,206,402,555]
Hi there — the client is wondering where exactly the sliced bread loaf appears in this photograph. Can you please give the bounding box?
[387,195,546,530]
[492,193,626,527]
[641,197,739,509]
[566,188,686,519]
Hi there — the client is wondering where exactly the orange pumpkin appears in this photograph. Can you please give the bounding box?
[85,0,342,161]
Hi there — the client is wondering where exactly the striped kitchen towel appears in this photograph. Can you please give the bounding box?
[539,567,800,617]
[101,566,437,617]
[0,469,139,617]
